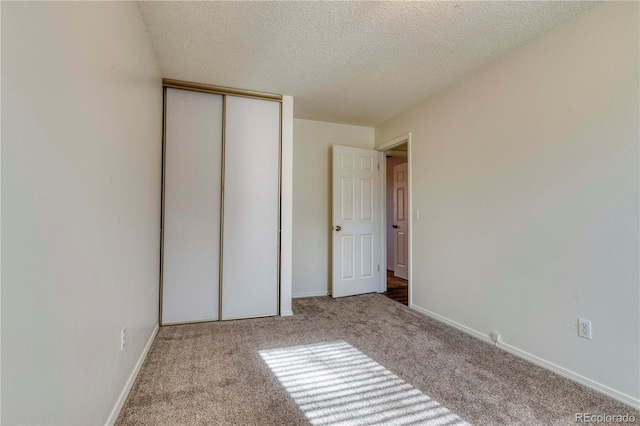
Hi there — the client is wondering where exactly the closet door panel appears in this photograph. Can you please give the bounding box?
[162,88,223,324]
[222,96,279,320]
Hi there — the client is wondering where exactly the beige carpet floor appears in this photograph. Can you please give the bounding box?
[116,294,638,425]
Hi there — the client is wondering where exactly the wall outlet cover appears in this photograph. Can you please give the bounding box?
[578,318,592,340]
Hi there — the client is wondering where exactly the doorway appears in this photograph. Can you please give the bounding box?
[384,147,408,305]
[376,133,411,307]
[330,135,411,304]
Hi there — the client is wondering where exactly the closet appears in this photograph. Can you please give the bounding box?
[160,81,281,325]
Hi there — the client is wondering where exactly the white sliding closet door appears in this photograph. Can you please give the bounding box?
[222,96,280,320]
[162,88,223,324]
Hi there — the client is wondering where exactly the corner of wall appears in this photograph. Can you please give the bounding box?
[105,324,159,426]
[280,96,294,316]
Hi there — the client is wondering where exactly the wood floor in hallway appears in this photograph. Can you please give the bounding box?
[384,269,408,306]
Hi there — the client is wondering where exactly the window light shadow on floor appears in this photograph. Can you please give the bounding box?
[259,341,470,426]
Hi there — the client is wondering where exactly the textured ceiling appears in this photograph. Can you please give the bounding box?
[138,1,596,127]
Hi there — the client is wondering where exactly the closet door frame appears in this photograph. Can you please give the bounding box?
[159,80,283,326]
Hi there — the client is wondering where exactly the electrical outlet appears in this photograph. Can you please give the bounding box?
[121,328,126,351]
[578,318,592,340]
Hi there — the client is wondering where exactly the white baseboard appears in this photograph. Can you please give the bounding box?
[497,342,640,409]
[410,303,640,410]
[105,323,159,426]
[410,303,494,345]
[280,310,294,317]
[292,291,328,298]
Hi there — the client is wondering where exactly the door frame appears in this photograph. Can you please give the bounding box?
[375,132,412,307]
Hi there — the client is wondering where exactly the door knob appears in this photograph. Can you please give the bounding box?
[334,225,342,231]
[392,224,398,228]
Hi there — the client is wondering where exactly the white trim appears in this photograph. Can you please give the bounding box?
[105,323,159,426]
[497,342,640,409]
[280,96,294,316]
[406,136,413,307]
[292,291,329,298]
[378,151,387,292]
[410,303,494,345]
[410,303,640,410]
[280,310,294,317]
[375,132,411,151]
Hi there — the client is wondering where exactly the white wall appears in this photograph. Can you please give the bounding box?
[2,3,162,424]
[375,2,639,405]
[293,119,374,297]
[386,156,408,270]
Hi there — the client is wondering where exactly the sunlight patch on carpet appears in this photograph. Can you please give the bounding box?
[259,341,469,426]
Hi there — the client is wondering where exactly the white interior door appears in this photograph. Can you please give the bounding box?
[332,145,379,298]
[393,162,409,280]
[221,95,280,320]
[162,88,222,324]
